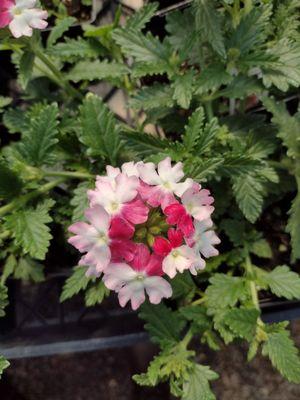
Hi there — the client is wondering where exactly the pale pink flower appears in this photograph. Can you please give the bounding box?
[68,205,134,275]
[103,245,172,310]
[181,187,214,221]
[88,172,149,224]
[186,219,221,258]
[138,157,193,208]
[0,0,48,38]
[153,229,200,278]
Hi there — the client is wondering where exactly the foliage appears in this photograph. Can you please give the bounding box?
[1,0,300,397]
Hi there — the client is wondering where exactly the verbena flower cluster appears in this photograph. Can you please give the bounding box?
[0,0,48,38]
[68,158,220,310]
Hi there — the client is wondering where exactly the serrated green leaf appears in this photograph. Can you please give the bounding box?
[139,302,186,347]
[262,328,300,383]
[206,274,247,311]
[122,130,169,158]
[183,107,205,151]
[287,193,300,261]
[180,305,211,333]
[186,157,223,182]
[195,64,232,95]
[182,364,218,400]
[130,84,174,110]
[67,60,129,82]
[126,2,158,31]
[47,16,76,47]
[224,308,259,341]
[1,254,17,285]
[232,172,264,223]
[2,108,28,133]
[113,28,172,64]
[16,103,59,166]
[47,38,101,61]
[70,182,91,222]
[0,96,12,111]
[260,265,300,300]
[60,266,90,302]
[250,238,272,259]
[79,93,121,163]
[171,272,197,300]
[19,51,35,89]
[0,158,23,199]
[4,200,54,260]
[85,281,109,307]
[172,71,194,109]
[14,257,45,282]
[220,76,263,99]
[193,0,226,58]
[0,284,8,317]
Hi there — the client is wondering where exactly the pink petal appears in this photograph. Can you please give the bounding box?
[130,243,150,271]
[110,239,136,262]
[164,203,186,225]
[178,213,194,237]
[121,198,149,224]
[144,254,164,276]
[109,216,134,239]
[0,10,12,27]
[153,237,172,257]
[167,229,183,248]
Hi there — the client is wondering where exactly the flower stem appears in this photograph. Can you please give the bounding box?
[181,328,193,349]
[33,47,82,100]
[204,101,214,121]
[43,170,94,179]
[0,179,65,218]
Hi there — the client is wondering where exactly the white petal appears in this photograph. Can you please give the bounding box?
[173,178,194,197]
[144,276,172,304]
[118,281,145,310]
[9,16,32,37]
[115,173,139,203]
[84,205,110,234]
[103,263,138,290]
[106,166,120,178]
[138,162,161,185]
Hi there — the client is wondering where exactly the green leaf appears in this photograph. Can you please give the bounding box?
[223,308,260,341]
[172,71,195,109]
[180,305,211,333]
[1,254,17,285]
[113,28,172,64]
[195,64,232,95]
[183,107,205,151]
[0,356,9,378]
[47,16,76,47]
[186,157,223,182]
[287,193,300,261]
[182,364,218,400]
[130,84,174,110]
[0,96,11,111]
[16,103,59,166]
[122,130,169,158]
[0,284,8,317]
[47,38,101,61]
[171,272,197,301]
[262,328,300,383]
[60,266,90,302]
[70,182,91,222]
[14,257,45,282]
[139,302,186,347]
[67,60,129,82]
[126,2,158,31]
[232,172,264,223]
[193,0,226,58]
[79,93,121,164]
[250,238,272,259]
[205,274,247,312]
[4,199,54,260]
[260,265,300,300]
[0,158,23,199]
[19,51,35,89]
[85,281,109,307]
[220,76,263,99]
[2,108,28,133]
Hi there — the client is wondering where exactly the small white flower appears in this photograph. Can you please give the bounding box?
[162,245,197,278]
[103,263,172,310]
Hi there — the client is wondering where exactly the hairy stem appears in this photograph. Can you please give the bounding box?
[43,170,94,179]
[181,328,194,349]
[0,179,65,218]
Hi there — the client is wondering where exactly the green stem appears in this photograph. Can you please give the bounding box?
[191,296,206,306]
[43,170,94,179]
[33,47,82,100]
[204,101,214,121]
[0,179,65,218]
[181,328,193,349]
[243,0,253,14]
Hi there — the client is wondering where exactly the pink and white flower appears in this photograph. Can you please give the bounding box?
[0,0,48,38]
[138,157,193,208]
[68,157,220,310]
[153,229,201,278]
[103,245,172,310]
[68,205,134,275]
[88,172,149,225]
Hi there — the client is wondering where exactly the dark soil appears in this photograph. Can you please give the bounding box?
[1,321,300,400]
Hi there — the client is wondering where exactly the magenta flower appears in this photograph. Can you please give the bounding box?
[68,158,220,309]
[0,0,48,38]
